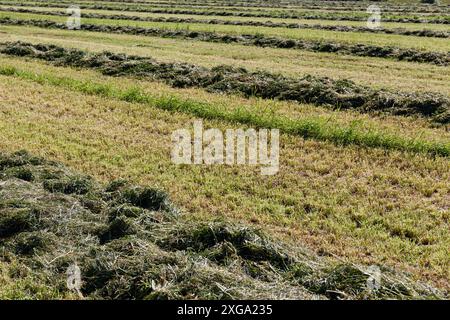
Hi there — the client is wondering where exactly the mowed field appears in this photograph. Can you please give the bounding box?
[0,0,449,299]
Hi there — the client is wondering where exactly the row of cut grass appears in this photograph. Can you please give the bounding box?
[1,25,449,96]
[3,4,450,31]
[1,53,447,143]
[0,0,449,23]
[1,6,448,39]
[0,62,448,157]
[4,0,449,17]
[1,11,448,52]
[4,0,442,15]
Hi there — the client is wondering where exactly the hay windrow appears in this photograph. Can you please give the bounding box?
[0,1,448,24]
[0,150,444,299]
[0,17,450,66]
[13,0,449,14]
[67,1,450,14]
[1,41,448,123]
[1,7,449,38]
[0,18,448,66]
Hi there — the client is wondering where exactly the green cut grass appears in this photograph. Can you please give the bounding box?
[0,64,448,157]
[1,11,449,52]
[1,25,448,96]
[3,4,450,31]
[2,0,449,22]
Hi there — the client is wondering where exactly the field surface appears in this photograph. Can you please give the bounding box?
[0,0,449,300]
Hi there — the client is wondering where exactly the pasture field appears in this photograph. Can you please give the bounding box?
[0,0,448,300]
